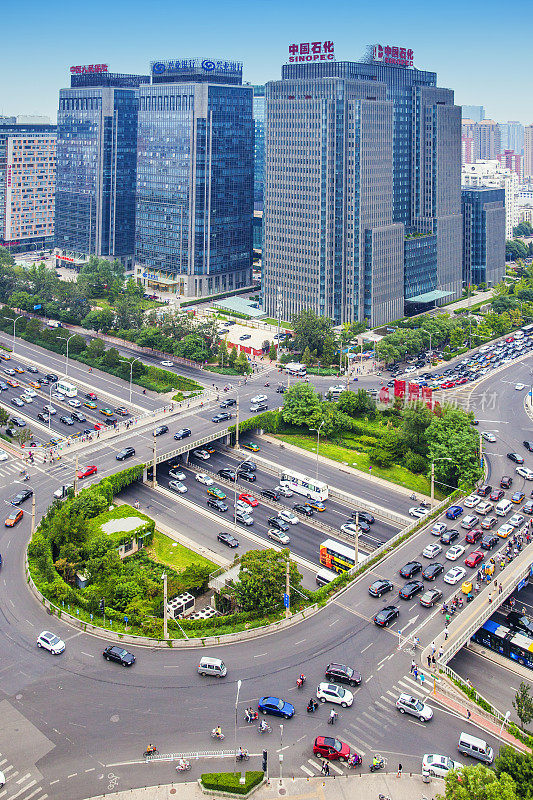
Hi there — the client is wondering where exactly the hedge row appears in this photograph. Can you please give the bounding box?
[201,772,264,794]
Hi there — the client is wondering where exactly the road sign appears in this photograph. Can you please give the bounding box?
[124,616,128,624]
[283,593,289,609]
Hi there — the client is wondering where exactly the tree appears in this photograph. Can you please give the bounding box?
[227,347,237,368]
[291,309,336,357]
[427,405,483,489]
[102,347,121,369]
[67,334,86,354]
[506,240,529,262]
[495,746,533,800]
[513,682,533,727]
[268,343,277,361]
[217,341,228,366]
[233,548,303,613]
[513,221,533,238]
[82,307,115,333]
[321,335,338,365]
[0,407,9,427]
[436,764,517,800]
[281,383,322,428]
[235,351,251,374]
[354,388,377,417]
[85,337,106,361]
[14,428,33,447]
[336,390,359,417]
[302,346,313,366]
[402,401,432,452]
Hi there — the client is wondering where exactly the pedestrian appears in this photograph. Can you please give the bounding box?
[427,654,431,668]
[420,671,425,688]
[431,641,436,655]
[438,645,444,659]
[475,582,480,593]
[431,654,436,668]
[413,665,418,680]
[324,762,329,777]
[397,763,402,778]
[410,660,416,674]
[510,597,516,609]
[488,592,493,603]
[467,709,471,720]
[499,583,503,595]
[522,606,526,615]
[445,629,449,640]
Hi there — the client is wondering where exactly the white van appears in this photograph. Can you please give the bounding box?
[495,499,513,517]
[198,657,227,678]
[316,568,337,587]
[457,732,493,763]
[514,330,524,340]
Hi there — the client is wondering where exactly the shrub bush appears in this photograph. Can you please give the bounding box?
[403,450,428,474]
[369,446,395,467]
[200,772,264,794]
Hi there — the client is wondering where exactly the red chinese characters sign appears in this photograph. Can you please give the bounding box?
[373,45,413,67]
[70,64,109,75]
[288,41,335,63]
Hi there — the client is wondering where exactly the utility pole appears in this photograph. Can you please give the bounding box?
[31,492,36,535]
[430,461,435,509]
[235,398,240,448]
[152,433,157,489]
[162,572,168,639]
[285,557,290,618]
[74,453,79,496]
[354,511,359,569]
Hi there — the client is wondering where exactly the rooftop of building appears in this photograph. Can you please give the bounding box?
[212,295,265,318]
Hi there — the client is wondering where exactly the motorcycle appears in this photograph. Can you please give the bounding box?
[244,711,258,724]
[264,382,270,387]
[22,474,30,481]
[258,723,272,734]
[369,757,385,773]
[306,700,318,713]
[348,754,362,768]
[176,760,191,772]
[211,730,225,740]
[143,747,158,758]
[296,675,306,689]
[236,751,250,762]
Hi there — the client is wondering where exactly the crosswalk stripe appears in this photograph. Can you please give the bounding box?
[374,700,391,713]
[307,758,322,771]
[350,719,377,738]
[16,774,31,785]
[378,695,395,706]
[385,690,397,699]
[4,780,37,800]
[300,765,314,776]
[328,761,343,775]
[339,736,365,756]
[22,789,45,800]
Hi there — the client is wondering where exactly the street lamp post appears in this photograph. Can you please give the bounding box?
[47,380,58,431]
[59,333,77,377]
[234,678,242,775]
[354,511,359,568]
[162,572,168,640]
[120,356,141,405]
[3,315,24,354]
[234,456,252,531]
[309,420,325,481]
[431,457,452,508]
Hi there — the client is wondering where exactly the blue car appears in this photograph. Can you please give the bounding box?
[446,505,463,520]
[258,696,295,719]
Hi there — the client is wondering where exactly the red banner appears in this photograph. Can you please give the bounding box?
[421,385,432,401]
[408,382,420,401]
[379,386,390,404]
[394,380,406,398]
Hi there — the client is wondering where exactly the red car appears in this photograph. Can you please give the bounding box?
[78,465,97,479]
[239,493,259,508]
[489,489,504,502]
[465,550,484,568]
[313,736,353,762]
[86,392,98,400]
[465,528,483,544]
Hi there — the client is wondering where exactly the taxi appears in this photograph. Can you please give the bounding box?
[5,509,23,527]
[99,408,114,417]
[207,486,227,500]
[6,379,20,388]
[14,366,25,374]
[84,401,98,409]
[28,381,41,389]
[242,442,260,452]
[461,580,473,595]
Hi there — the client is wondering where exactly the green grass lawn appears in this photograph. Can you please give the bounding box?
[146,530,216,573]
[274,433,444,498]
[263,317,293,328]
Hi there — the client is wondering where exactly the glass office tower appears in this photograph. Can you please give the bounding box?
[252,85,265,210]
[134,59,253,297]
[461,187,505,288]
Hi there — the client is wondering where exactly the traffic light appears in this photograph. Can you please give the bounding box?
[262,750,267,773]
[99,599,105,613]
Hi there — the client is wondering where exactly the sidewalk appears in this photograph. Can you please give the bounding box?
[87,773,444,800]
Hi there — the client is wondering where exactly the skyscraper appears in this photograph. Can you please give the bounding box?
[524,125,533,181]
[499,121,524,155]
[55,66,148,270]
[461,160,518,239]
[252,85,265,210]
[134,58,253,298]
[462,105,485,123]
[264,45,462,326]
[461,187,505,288]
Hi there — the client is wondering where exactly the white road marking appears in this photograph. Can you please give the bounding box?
[16,774,31,784]
[300,765,313,776]
[80,652,94,658]
[361,643,373,653]
[253,652,267,658]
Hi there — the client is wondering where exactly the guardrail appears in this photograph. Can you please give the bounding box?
[155,428,231,465]
[145,749,239,762]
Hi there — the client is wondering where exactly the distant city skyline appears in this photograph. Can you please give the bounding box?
[0,0,531,123]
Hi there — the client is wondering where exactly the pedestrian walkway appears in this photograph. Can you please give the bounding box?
[0,751,48,800]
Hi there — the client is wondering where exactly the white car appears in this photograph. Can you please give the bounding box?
[169,469,186,481]
[275,484,294,497]
[24,388,37,397]
[480,432,496,443]
[515,383,525,390]
[20,394,33,403]
[68,398,81,407]
[445,544,465,561]
[422,754,462,778]
[431,522,447,537]
[37,630,65,654]
[250,394,268,404]
[192,449,210,460]
[267,528,291,545]
[195,473,214,485]
[444,566,467,585]
[463,494,480,508]
[341,522,362,536]
[476,501,493,515]
[0,449,8,462]
[160,360,174,367]
[316,682,354,708]
[409,507,429,518]
[497,524,514,538]
[43,404,56,415]
[422,542,442,559]
[168,480,187,493]
[516,466,533,480]
[278,509,299,525]
[509,514,524,528]
[52,392,65,401]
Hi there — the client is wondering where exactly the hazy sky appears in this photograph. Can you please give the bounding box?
[2,0,532,123]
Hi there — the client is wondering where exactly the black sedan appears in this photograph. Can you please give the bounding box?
[399,561,422,579]
[261,489,279,501]
[422,563,444,581]
[440,529,459,545]
[268,516,290,532]
[116,447,135,461]
[351,510,375,525]
[11,489,33,505]
[154,425,169,436]
[507,452,524,465]
[217,531,239,548]
[398,580,424,600]
[373,605,399,627]
[174,428,192,440]
[218,468,237,481]
[103,645,135,666]
[59,415,74,425]
[293,503,313,516]
[207,498,228,512]
[238,470,256,483]
[524,441,533,452]
[368,579,394,597]
[212,412,232,423]
[220,398,236,408]
[325,663,362,686]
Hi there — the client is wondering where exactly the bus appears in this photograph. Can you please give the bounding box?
[57,380,77,398]
[284,362,307,377]
[319,539,357,573]
[279,469,328,501]
[521,323,533,337]
[471,619,533,670]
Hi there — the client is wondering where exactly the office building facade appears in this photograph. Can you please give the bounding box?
[134,59,253,297]
[461,187,505,288]
[499,121,524,155]
[462,119,501,162]
[252,85,265,211]
[0,121,56,254]
[524,125,533,180]
[462,105,485,123]
[55,70,147,270]
[462,160,518,238]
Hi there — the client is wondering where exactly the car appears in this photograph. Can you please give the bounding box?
[293,502,313,516]
[463,495,481,508]
[324,663,362,687]
[5,379,20,389]
[480,431,496,442]
[69,411,86,423]
[219,398,237,409]
[235,494,257,509]
[78,465,97,479]
[446,544,466,560]
[114,407,129,416]
[103,645,135,666]
[368,579,394,597]
[10,417,26,427]
[239,334,251,341]
[238,469,256,483]
[52,392,65,401]
[5,509,23,527]
[258,696,295,718]
[422,542,442,559]
[4,368,15,375]
[217,531,239,548]
[99,407,115,417]
[239,461,256,472]
[446,505,463,520]
[461,515,479,530]
[399,580,424,599]
[523,441,533,453]
[422,563,444,580]
[515,383,526,390]
[497,523,515,538]
[84,400,98,409]
[268,516,290,532]
[174,428,192,440]
[53,484,73,500]
[0,381,7,391]
[10,488,33,505]
[10,397,24,407]
[399,561,422,578]
[168,469,186,481]
[409,506,429,518]
[24,388,37,397]
[523,500,533,514]
[217,468,237,482]
[313,736,352,762]
[508,452,524,464]
[192,449,210,460]
[212,412,232,423]
[440,529,459,545]
[68,398,82,407]
[481,515,497,530]
[195,473,214,486]
[316,682,354,707]
[444,566,467,585]
[258,489,278,502]
[85,392,97,399]
[516,466,533,480]
[154,425,169,436]
[250,394,268,404]
[396,693,433,721]
[168,480,187,493]
[242,442,260,452]
[422,754,463,778]
[0,449,8,462]
[27,366,38,374]
[275,484,293,497]
[304,500,326,512]
[351,510,375,525]
[341,520,371,535]
[506,611,533,637]
[207,486,227,500]
[37,631,65,655]
[160,360,174,367]
[465,528,483,544]
[59,415,75,425]
[419,588,443,608]
[509,513,525,527]
[250,402,268,412]
[430,522,447,537]
[476,501,493,515]
[207,498,228,512]
[480,534,498,550]
[465,550,484,568]
[500,476,513,489]
[373,605,399,627]
[278,509,299,525]
[476,485,492,498]
[267,528,291,544]
[490,488,505,502]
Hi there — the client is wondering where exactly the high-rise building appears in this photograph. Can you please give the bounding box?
[0,121,56,254]
[499,121,524,154]
[461,160,518,239]
[134,58,253,298]
[461,187,505,288]
[497,150,521,179]
[462,105,485,123]
[524,125,533,180]
[252,85,265,211]
[55,67,148,270]
[263,47,462,326]
[462,119,501,162]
